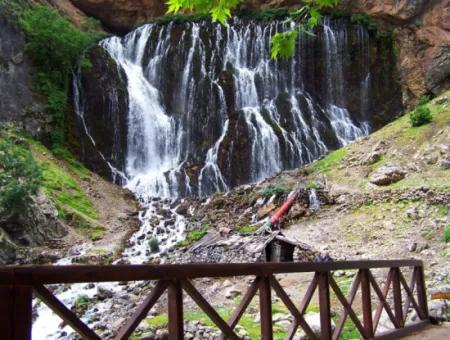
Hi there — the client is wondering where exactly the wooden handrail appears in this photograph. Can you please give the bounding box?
[0,260,430,340]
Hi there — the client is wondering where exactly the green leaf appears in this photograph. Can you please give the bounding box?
[271,30,298,59]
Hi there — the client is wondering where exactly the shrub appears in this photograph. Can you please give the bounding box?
[148,238,160,253]
[445,227,450,243]
[0,140,42,211]
[20,5,102,149]
[261,185,287,199]
[409,105,432,127]
[418,95,431,106]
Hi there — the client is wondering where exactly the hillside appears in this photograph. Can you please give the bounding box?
[177,90,450,289]
[0,128,139,264]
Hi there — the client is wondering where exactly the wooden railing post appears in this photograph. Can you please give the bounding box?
[361,269,374,339]
[415,266,429,320]
[318,272,332,340]
[259,276,273,340]
[168,280,183,339]
[392,268,404,327]
[0,285,13,340]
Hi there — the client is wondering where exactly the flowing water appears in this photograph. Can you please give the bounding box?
[33,17,376,338]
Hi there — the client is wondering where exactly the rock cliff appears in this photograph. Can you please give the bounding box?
[65,0,449,103]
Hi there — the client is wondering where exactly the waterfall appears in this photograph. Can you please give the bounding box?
[308,188,321,211]
[77,17,378,198]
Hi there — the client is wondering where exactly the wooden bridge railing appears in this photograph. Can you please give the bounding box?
[0,260,430,339]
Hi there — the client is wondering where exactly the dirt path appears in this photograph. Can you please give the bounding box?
[404,323,450,339]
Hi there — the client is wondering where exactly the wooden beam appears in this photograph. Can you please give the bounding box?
[361,269,374,339]
[373,269,393,333]
[329,275,365,337]
[318,272,332,340]
[181,280,240,340]
[268,275,317,340]
[33,284,100,340]
[368,271,400,329]
[115,280,168,340]
[259,276,273,340]
[333,271,361,340]
[168,280,183,340]
[392,268,404,327]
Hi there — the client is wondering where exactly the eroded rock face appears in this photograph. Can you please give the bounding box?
[0,6,49,142]
[72,46,129,182]
[243,0,450,103]
[0,192,67,264]
[70,0,166,32]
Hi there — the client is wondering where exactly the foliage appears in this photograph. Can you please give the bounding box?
[418,95,431,106]
[306,147,348,174]
[238,225,258,234]
[19,5,102,150]
[445,227,450,243]
[0,139,42,211]
[75,294,89,307]
[165,0,340,58]
[148,238,160,253]
[306,180,320,189]
[350,13,377,31]
[178,226,207,247]
[240,8,291,21]
[409,105,432,127]
[261,185,287,199]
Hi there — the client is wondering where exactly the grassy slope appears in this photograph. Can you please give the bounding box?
[0,130,105,240]
[304,89,450,193]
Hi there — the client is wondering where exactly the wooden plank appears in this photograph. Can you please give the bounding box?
[374,319,430,340]
[3,260,424,284]
[333,271,361,340]
[373,269,393,332]
[259,276,273,340]
[0,286,13,340]
[329,275,366,337]
[168,280,183,340]
[361,269,374,339]
[219,277,261,340]
[181,280,240,340]
[402,268,417,320]
[33,284,101,340]
[318,272,332,340]
[415,266,429,319]
[299,273,319,315]
[398,271,426,320]
[13,285,32,340]
[368,271,400,329]
[392,268,404,327]
[115,280,168,340]
[268,275,318,340]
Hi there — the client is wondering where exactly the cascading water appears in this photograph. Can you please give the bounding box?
[77,17,377,199]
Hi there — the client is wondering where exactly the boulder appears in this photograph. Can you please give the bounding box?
[70,0,166,32]
[0,192,67,264]
[369,165,406,186]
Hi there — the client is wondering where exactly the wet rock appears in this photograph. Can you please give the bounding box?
[97,286,114,300]
[370,165,406,186]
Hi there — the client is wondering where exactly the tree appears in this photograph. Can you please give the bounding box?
[165,0,340,58]
[0,140,43,211]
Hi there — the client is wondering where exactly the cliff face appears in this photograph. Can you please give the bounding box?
[66,0,449,104]
[0,6,49,141]
[244,0,450,103]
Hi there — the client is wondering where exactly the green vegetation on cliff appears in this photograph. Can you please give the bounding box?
[0,138,42,211]
[0,128,104,240]
[19,5,103,152]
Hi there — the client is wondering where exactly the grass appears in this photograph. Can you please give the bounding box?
[261,185,288,199]
[178,226,207,247]
[0,129,103,240]
[306,148,348,174]
[445,227,450,243]
[237,225,259,235]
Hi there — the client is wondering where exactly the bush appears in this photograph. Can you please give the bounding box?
[20,5,102,149]
[261,185,287,199]
[148,238,160,253]
[418,95,431,106]
[445,227,450,243]
[409,106,432,127]
[0,140,42,211]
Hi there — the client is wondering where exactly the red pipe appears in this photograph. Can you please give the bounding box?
[270,191,298,226]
